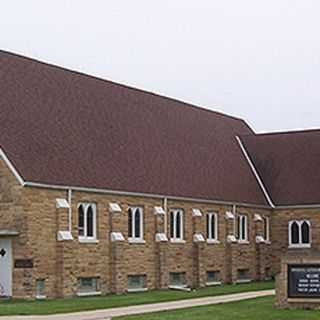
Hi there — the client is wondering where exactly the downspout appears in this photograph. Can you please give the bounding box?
[233,204,237,235]
[163,197,168,235]
[68,189,72,233]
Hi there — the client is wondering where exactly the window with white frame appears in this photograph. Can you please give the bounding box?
[78,203,97,240]
[237,215,248,241]
[128,275,146,291]
[78,277,100,294]
[263,216,270,242]
[128,207,144,241]
[35,279,46,299]
[206,213,218,241]
[169,272,186,287]
[170,209,184,240]
[289,220,311,248]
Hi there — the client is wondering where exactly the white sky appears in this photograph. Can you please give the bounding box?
[1,0,320,133]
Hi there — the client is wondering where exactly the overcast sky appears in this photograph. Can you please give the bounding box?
[1,1,320,133]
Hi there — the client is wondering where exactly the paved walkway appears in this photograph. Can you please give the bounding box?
[2,290,275,320]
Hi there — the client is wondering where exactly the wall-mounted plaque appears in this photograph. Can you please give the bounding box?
[14,259,33,269]
[288,264,320,298]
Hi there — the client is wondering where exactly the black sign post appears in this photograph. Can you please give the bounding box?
[288,264,320,298]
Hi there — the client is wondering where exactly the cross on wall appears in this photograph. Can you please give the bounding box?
[0,249,6,257]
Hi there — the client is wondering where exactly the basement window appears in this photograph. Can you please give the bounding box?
[169,272,186,287]
[35,279,46,299]
[77,277,100,296]
[289,220,311,248]
[237,269,251,283]
[128,275,147,292]
[206,271,221,286]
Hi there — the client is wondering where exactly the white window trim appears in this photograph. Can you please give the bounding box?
[288,220,311,248]
[207,212,218,241]
[170,209,184,241]
[128,207,144,242]
[238,215,248,242]
[263,216,270,243]
[78,203,97,241]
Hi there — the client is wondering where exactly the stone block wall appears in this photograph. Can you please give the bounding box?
[0,158,274,299]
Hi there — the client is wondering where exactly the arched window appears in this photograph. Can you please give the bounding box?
[170,209,184,241]
[291,222,299,244]
[78,204,85,237]
[128,207,143,241]
[289,220,311,248]
[301,221,310,244]
[87,206,94,237]
[207,213,218,241]
[263,216,270,242]
[176,211,181,239]
[78,203,97,240]
[237,215,248,242]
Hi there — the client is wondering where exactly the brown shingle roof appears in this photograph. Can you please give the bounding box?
[241,130,320,206]
[0,50,267,205]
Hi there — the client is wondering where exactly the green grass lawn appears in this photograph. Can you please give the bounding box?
[0,281,273,316]
[117,296,320,320]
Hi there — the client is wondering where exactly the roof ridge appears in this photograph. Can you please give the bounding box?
[0,49,244,123]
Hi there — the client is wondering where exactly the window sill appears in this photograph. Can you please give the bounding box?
[170,239,186,244]
[169,285,191,292]
[128,238,146,244]
[35,295,47,300]
[289,244,311,249]
[206,281,222,286]
[206,239,220,245]
[235,279,252,284]
[77,291,102,297]
[127,288,148,293]
[78,238,99,244]
[238,240,250,245]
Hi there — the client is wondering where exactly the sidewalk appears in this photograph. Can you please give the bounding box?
[2,289,275,320]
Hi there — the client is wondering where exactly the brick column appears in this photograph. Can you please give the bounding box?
[225,212,236,284]
[254,215,264,281]
[192,211,205,288]
[111,241,126,294]
[155,210,168,289]
[55,205,76,298]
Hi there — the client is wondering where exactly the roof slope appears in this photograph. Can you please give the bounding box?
[0,50,267,205]
[241,130,320,206]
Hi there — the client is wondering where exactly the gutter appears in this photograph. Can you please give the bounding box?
[24,181,270,209]
[3,147,320,210]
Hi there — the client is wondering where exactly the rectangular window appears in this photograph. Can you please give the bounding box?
[170,209,184,241]
[169,272,186,287]
[207,271,221,285]
[207,213,218,241]
[265,267,272,281]
[78,203,97,241]
[263,216,270,242]
[128,275,147,291]
[35,279,46,299]
[237,269,251,282]
[128,207,144,241]
[78,277,100,294]
[237,215,248,242]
